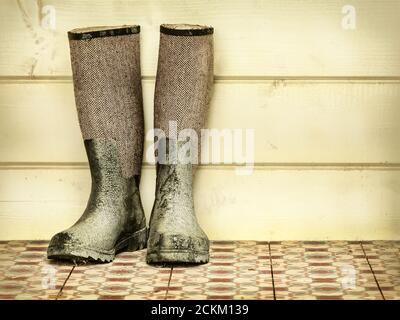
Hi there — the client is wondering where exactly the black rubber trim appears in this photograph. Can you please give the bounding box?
[160,25,213,36]
[68,25,140,40]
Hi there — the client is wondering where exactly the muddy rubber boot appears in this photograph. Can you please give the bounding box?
[146,24,214,265]
[47,25,147,263]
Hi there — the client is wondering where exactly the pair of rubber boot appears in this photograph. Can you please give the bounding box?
[47,24,214,264]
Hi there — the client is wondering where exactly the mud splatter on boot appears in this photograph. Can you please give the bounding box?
[147,158,209,264]
[48,139,147,263]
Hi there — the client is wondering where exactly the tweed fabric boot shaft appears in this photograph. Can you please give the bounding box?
[69,26,144,178]
[154,24,214,160]
[147,24,214,265]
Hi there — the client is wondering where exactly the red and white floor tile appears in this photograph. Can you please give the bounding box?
[0,240,398,300]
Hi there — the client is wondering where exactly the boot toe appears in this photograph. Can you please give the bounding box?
[47,230,113,263]
[147,231,209,264]
[47,231,81,259]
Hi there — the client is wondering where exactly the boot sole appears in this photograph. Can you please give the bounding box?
[146,249,209,265]
[47,227,148,263]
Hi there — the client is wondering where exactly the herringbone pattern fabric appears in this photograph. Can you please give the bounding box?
[154,26,214,162]
[69,29,143,177]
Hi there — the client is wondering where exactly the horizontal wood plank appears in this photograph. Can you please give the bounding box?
[0,166,399,240]
[1,80,400,164]
[0,0,400,77]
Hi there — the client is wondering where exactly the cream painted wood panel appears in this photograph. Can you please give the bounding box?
[0,0,399,241]
[1,0,400,77]
[1,80,400,164]
[0,166,399,240]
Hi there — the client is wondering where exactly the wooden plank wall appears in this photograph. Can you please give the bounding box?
[0,0,399,240]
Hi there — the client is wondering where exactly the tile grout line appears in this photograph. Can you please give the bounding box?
[164,266,173,300]
[359,242,385,300]
[55,265,75,300]
[268,242,276,300]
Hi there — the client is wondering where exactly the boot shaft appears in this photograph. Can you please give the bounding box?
[154,24,214,163]
[147,24,213,265]
[69,25,144,178]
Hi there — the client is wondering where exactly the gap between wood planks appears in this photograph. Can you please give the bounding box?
[2,162,400,171]
[1,75,400,84]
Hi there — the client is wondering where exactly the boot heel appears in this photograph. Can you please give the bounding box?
[126,227,148,252]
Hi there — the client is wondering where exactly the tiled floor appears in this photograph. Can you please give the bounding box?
[0,240,398,300]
